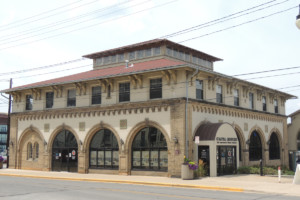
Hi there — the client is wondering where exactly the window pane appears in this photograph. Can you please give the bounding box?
[132,151,140,167]
[119,82,130,102]
[89,129,119,169]
[150,150,159,169]
[160,150,168,169]
[142,151,149,168]
[97,151,104,166]
[132,127,168,171]
[150,78,162,99]
[92,86,101,105]
[196,80,203,100]
[90,151,97,166]
[249,93,254,109]
[118,54,124,62]
[46,92,54,108]
[67,90,76,107]
[153,47,161,55]
[26,95,33,110]
[105,151,112,166]
[269,133,280,160]
[113,151,119,167]
[249,131,262,161]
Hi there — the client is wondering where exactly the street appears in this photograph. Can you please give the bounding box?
[0,176,298,200]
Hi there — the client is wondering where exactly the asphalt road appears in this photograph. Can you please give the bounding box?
[0,176,299,200]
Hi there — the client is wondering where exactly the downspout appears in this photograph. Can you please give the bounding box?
[185,67,199,157]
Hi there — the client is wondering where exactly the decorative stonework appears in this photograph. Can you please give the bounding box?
[120,119,127,129]
[191,102,284,123]
[79,122,85,131]
[44,124,50,132]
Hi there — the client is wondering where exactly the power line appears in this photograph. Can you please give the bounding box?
[178,6,297,44]
[0,0,178,51]
[0,0,99,31]
[245,71,300,80]
[161,0,286,39]
[232,65,300,77]
[0,58,87,77]
[0,0,138,45]
[12,64,92,79]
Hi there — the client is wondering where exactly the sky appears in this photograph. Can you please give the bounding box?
[0,0,299,116]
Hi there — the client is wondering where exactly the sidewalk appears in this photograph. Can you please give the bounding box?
[0,167,299,197]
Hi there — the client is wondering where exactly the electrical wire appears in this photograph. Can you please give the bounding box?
[0,0,146,46]
[0,0,178,51]
[0,58,87,77]
[161,0,287,39]
[0,0,99,31]
[0,0,135,43]
[178,6,297,44]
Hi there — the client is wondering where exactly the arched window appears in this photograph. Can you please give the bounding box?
[89,129,119,169]
[297,132,300,151]
[249,131,262,161]
[27,142,33,159]
[132,127,168,171]
[34,142,39,159]
[269,133,280,160]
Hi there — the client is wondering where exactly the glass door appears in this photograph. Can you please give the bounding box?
[217,146,237,176]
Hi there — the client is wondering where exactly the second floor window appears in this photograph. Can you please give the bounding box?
[92,86,101,104]
[67,89,76,107]
[262,96,267,111]
[274,99,278,113]
[234,89,239,106]
[119,82,130,102]
[196,80,203,100]
[249,92,254,109]
[150,78,162,99]
[26,94,33,110]
[216,85,222,103]
[46,92,54,109]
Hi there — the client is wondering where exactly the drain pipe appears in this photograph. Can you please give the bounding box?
[185,66,199,157]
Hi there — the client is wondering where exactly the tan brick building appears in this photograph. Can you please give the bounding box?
[1,39,294,177]
[288,110,300,171]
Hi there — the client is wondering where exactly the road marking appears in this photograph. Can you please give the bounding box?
[0,173,243,193]
[97,188,214,200]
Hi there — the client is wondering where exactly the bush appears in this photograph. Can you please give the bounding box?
[237,165,295,176]
[237,166,250,174]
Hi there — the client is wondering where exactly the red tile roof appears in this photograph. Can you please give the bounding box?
[3,59,186,92]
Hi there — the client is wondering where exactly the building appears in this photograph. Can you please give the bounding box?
[0,113,8,155]
[1,39,294,177]
[288,109,300,171]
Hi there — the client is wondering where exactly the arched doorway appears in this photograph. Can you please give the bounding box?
[269,132,280,160]
[131,126,168,171]
[89,129,119,169]
[249,131,262,161]
[52,130,78,172]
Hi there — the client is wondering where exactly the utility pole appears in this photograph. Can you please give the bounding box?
[6,78,12,168]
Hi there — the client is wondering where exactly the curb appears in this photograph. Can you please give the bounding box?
[0,173,244,193]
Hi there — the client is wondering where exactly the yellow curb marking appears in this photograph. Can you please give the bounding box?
[0,173,244,193]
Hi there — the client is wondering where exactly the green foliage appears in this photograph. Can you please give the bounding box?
[195,162,207,177]
[237,165,295,175]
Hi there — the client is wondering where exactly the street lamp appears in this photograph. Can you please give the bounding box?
[296,4,300,29]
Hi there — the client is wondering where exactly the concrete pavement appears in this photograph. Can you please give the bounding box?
[0,167,299,197]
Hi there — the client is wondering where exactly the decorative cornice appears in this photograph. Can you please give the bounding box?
[12,98,179,121]
[191,101,285,123]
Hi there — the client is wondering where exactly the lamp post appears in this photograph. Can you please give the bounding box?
[296,4,300,29]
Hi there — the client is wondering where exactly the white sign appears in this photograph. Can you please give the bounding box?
[195,136,200,144]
